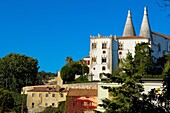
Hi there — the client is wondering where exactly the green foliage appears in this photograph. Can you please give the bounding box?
[100,52,145,113]
[75,75,89,83]
[0,88,14,113]
[40,102,66,113]
[0,53,39,93]
[65,56,73,63]
[100,49,169,112]
[12,92,27,113]
[61,59,89,83]
[0,88,27,113]
[134,42,153,76]
[142,74,164,78]
[61,65,75,83]
[35,71,56,85]
[162,61,170,101]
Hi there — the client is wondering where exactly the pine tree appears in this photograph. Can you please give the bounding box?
[100,52,144,113]
[134,42,153,76]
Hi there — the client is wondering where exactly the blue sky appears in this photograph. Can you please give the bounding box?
[0,0,169,73]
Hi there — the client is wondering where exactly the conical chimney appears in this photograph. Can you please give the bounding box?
[123,10,136,36]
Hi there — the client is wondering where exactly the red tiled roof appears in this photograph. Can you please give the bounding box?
[67,88,97,97]
[118,36,145,39]
[27,86,67,92]
[152,32,169,39]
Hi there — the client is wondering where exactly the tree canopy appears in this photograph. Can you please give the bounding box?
[134,42,153,76]
[35,71,56,85]
[0,88,27,113]
[100,52,145,113]
[0,53,39,93]
[61,57,89,83]
[99,43,169,113]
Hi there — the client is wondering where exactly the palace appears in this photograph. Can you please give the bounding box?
[86,7,170,81]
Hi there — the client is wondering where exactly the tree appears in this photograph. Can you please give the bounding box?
[0,89,14,113]
[99,51,167,113]
[78,60,89,75]
[0,88,27,113]
[65,56,73,63]
[12,92,27,113]
[60,65,75,83]
[61,59,89,83]
[153,54,170,75]
[0,53,39,93]
[158,61,170,112]
[35,71,56,85]
[75,75,89,83]
[134,42,153,76]
[100,52,145,113]
[41,102,66,113]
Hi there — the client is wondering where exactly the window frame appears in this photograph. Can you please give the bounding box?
[92,43,97,49]
[102,57,106,63]
[102,43,107,49]
[52,94,55,97]
[102,66,106,71]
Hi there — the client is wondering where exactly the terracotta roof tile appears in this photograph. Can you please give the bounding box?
[67,88,97,97]
[27,86,67,92]
[118,36,145,39]
[152,32,169,39]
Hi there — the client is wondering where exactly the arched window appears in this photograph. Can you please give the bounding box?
[102,66,106,70]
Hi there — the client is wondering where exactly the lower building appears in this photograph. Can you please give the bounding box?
[66,88,98,113]
[26,85,68,113]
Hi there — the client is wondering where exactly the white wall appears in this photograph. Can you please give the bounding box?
[90,37,113,81]
[118,38,148,59]
[152,33,169,58]
[97,82,163,112]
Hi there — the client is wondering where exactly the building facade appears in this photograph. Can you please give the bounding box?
[89,7,170,81]
[89,34,118,81]
[26,86,67,113]
[66,88,98,113]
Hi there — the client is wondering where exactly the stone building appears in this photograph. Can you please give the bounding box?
[26,86,67,113]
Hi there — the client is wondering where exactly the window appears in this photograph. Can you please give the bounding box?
[89,102,92,106]
[119,51,122,55]
[87,60,90,65]
[102,43,107,49]
[158,43,161,51]
[46,94,48,97]
[102,57,106,63]
[103,51,106,54]
[32,103,34,108]
[52,94,55,97]
[60,93,64,97]
[39,93,42,97]
[92,43,96,49]
[81,102,84,106]
[73,102,76,106]
[52,103,55,106]
[32,93,35,97]
[73,101,78,106]
[118,42,123,50]
[38,102,42,106]
[45,103,48,106]
[99,73,103,79]
[93,67,95,70]
[102,66,106,71]
[92,57,96,63]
